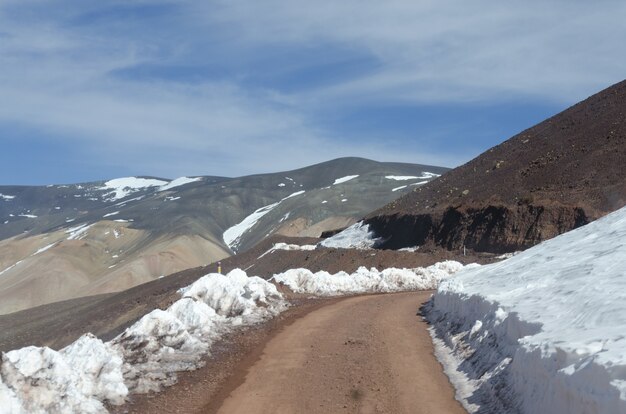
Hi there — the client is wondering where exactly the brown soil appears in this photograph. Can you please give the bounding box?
[113,292,465,414]
[367,80,626,252]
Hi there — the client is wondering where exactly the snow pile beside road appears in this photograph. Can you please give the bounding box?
[274,261,472,296]
[319,221,380,249]
[425,205,626,414]
[0,270,287,411]
[1,334,126,414]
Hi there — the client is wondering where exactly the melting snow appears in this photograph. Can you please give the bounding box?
[0,270,286,411]
[222,191,305,251]
[385,175,419,181]
[158,177,202,192]
[392,185,407,192]
[320,221,379,249]
[65,224,93,240]
[18,214,37,218]
[99,178,167,201]
[103,211,119,218]
[426,205,626,414]
[333,175,359,185]
[33,243,56,255]
[0,193,15,200]
[273,261,471,296]
[0,260,23,277]
[278,183,286,187]
[258,242,317,259]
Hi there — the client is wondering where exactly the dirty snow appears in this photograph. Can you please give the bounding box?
[223,191,305,251]
[333,175,359,185]
[158,177,202,192]
[33,243,56,255]
[273,261,471,296]
[258,242,317,259]
[426,205,626,414]
[0,270,286,411]
[319,221,379,249]
[99,178,167,201]
[66,224,94,240]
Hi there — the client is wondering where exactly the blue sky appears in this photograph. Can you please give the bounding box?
[1,1,625,185]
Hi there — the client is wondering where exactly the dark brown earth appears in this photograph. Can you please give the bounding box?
[366,80,626,253]
[0,235,496,353]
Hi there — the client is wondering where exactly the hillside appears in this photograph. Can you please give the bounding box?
[0,157,447,314]
[365,80,626,252]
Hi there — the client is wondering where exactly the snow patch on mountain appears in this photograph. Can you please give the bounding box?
[333,175,359,185]
[425,205,626,414]
[319,221,380,249]
[392,185,407,192]
[158,177,202,192]
[0,194,16,201]
[223,191,305,251]
[99,178,168,201]
[273,261,472,296]
[258,242,317,259]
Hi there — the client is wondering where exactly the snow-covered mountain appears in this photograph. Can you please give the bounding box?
[426,204,626,413]
[0,157,447,314]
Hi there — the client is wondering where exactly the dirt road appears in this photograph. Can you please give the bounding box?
[213,292,465,414]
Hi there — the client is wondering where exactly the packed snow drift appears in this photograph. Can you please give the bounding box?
[319,221,380,249]
[0,270,286,413]
[273,261,472,296]
[426,205,626,414]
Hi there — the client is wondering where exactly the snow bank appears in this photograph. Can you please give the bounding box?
[0,334,127,414]
[426,205,626,414]
[273,261,471,296]
[333,175,359,185]
[99,177,167,201]
[0,270,286,411]
[319,221,380,249]
[158,177,202,192]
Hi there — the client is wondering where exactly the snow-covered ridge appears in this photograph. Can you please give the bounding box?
[273,261,473,296]
[222,191,306,251]
[319,221,379,249]
[0,270,286,413]
[99,177,168,201]
[426,205,626,414]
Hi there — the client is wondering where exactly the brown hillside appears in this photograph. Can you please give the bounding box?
[366,80,626,252]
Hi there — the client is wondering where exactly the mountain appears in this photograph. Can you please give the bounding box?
[365,80,626,253]
[0,157,447,314]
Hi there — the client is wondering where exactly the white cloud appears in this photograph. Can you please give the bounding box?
[0,1,625,179]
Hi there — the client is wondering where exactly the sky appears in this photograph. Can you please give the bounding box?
[1,1,625,185]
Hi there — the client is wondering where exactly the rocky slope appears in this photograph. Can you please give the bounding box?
[0,157,447,314]
[365,80,626,253]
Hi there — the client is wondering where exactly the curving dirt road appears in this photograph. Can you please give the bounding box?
[213,292,465,414]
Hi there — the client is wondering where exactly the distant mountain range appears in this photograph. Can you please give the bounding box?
[0,157,447,314]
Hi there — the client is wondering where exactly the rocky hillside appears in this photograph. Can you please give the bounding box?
[365,80,626,253]
[0,157,447,314]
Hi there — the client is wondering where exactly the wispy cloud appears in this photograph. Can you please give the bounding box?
[0,1,625,182]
